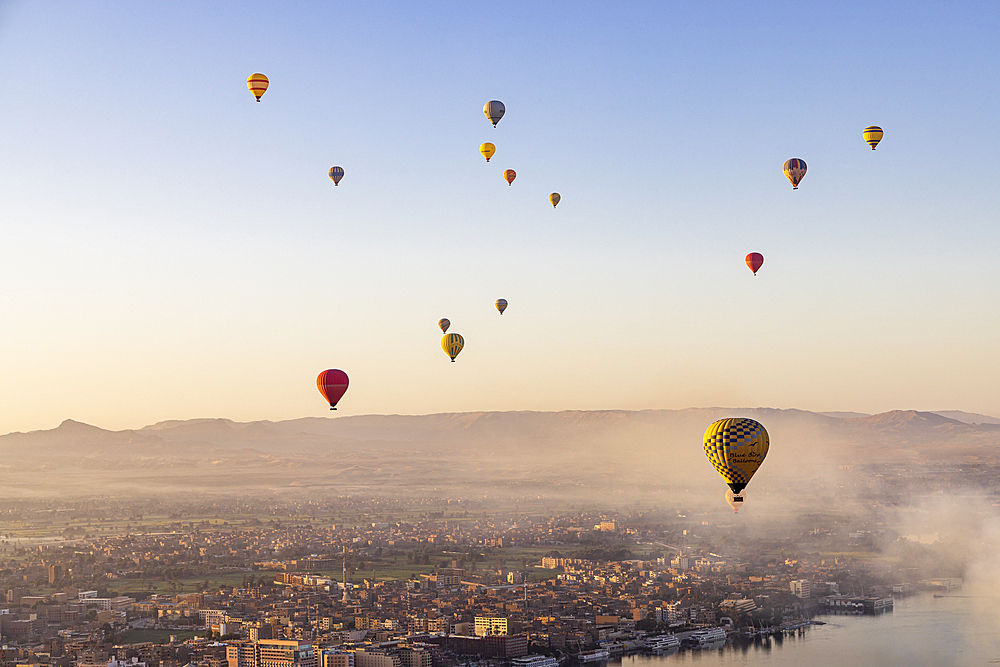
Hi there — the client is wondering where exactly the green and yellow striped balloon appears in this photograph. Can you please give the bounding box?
[703,418,769,494]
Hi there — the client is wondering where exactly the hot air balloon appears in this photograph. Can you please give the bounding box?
[480,143,496,162]
[549,193,561,208]
[703,417,769,495]
[328,166,344,185]
[495,299,507,315]
[247,73,269,102]
[442,333,464,362]
[782,159,807,189]
[725,489,745,513]
[746,252,764,276]
[316,369,349,410]
[484,100,505,127]
[863,126,883,150]
[438,318,450,334]
[504,169,516,185]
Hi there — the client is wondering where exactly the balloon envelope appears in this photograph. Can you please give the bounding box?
[438,318,450,334]
[863,126,883,150]
[504,169,516,185]
[746,252,764,275]
[703,417,769,494]
[329,166,344,185]
[495,299,507,314]
[549,192,561,208]
[317,369,349,410]
[247,73,269,101]
[726,489,745,513]
[782,158,807,189]
[480,143,496,162]
[484,100,505,127]
[441,333,464,362]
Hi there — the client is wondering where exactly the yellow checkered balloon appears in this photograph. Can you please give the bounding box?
[703,418,769,494]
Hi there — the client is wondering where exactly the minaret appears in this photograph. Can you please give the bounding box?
[342,545,351,603]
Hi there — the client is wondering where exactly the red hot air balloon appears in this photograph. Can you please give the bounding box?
[317,369,349,410]
[745,253,764,276]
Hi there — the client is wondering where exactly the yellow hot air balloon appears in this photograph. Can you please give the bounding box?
[480,143,496,162]
[782,158,807,189]
[441,333,464,362]
[863,126,883,150]
[247,73,269,102]
[549,192,561,208]
[703,418,769,494]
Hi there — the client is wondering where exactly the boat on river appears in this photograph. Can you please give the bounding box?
[577,649,610,663]
[683,628,728,647]
[647,634,681,653]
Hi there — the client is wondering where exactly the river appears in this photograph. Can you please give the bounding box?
[617,591,1000,667]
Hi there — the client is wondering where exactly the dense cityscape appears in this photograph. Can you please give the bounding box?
[0,495,965,667]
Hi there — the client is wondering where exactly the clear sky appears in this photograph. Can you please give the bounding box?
[2,0,1000,433]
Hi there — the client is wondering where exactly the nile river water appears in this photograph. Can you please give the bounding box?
[618,591,1000,667]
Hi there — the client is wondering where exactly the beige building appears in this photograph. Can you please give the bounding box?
[320,652,353,667]
[790,580,812,598]
[227,640,316,667]
[398,647,432,667]
[352,650,401,667]
[720,598,757,614]
[474,616,508,636]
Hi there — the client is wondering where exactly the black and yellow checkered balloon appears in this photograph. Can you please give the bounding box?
[703,417,769,494]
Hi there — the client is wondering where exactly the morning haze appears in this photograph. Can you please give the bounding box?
[3,0,1000,664]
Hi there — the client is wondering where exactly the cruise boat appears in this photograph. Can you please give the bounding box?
[684,628,727,647]
[647,634,680,653]
[512,656,559,667]
[601,642,625,656]
[577,648,610,663]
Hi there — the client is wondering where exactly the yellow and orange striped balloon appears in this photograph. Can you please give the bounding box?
[504,169,516,185]
[247,73,269,102]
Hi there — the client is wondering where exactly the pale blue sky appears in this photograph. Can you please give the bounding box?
[1,1,999,431]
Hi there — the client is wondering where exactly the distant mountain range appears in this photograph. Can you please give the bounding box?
[819,410,1000,425]
[2,408,999,499]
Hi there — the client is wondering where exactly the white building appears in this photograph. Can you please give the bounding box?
[790,580,812,599]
